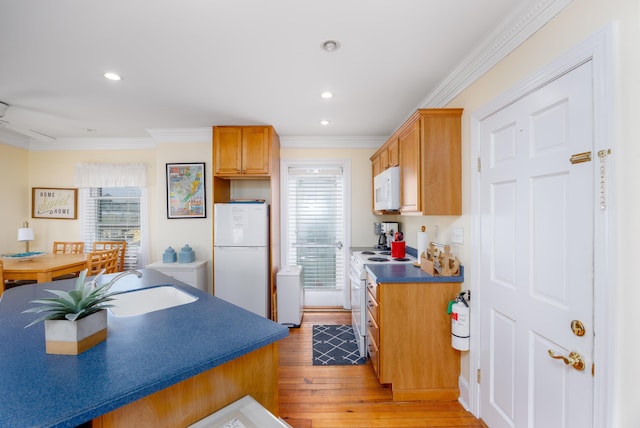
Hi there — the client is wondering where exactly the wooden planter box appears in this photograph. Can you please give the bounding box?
[44,310,107,355]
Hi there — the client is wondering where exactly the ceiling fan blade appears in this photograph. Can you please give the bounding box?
[0,119,56,143]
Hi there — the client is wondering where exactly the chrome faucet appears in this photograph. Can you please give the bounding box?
[89,269,143,290]
[110,270,143,283]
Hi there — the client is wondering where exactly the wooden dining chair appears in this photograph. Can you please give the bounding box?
[0,260,5,297]
[53,242,85,254]
[92,241,127,272]
[51,241,86,280]
[86,249,120,276]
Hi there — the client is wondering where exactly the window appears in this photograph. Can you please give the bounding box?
[75,162,148,270]
[80,187,147,270]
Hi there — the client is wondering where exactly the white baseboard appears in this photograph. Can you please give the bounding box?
[457,375,471,411]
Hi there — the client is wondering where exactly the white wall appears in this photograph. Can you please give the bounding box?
[24,149,157,254]
[429,0,638,425]
[154,142,213,290]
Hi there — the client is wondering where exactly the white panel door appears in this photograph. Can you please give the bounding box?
[479,61,594,428]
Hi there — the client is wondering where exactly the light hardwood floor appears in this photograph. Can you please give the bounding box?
[278,311,485,428]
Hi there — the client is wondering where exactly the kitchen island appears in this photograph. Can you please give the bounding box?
[0,269,288,427]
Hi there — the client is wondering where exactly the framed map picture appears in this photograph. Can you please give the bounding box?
[166,163,206,219]
[32,187,78,219]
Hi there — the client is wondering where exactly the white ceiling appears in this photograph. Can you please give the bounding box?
[0,0,565,149]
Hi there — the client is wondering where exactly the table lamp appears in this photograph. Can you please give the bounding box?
[18,221,35,252]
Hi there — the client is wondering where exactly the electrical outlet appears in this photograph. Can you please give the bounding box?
[451,227,464,244]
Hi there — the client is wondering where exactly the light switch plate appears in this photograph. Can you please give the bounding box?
[451,227,464,244]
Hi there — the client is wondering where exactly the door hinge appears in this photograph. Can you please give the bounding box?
[477,368,481,384]
[477,157,481,172]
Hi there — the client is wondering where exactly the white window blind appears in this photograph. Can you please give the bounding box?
[80,187,145,270]
[287,167,344,290]
[75,162,148,270]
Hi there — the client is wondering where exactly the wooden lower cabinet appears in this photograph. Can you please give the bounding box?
[366,275,461,401]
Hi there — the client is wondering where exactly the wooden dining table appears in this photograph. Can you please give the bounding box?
[2,253,88,284]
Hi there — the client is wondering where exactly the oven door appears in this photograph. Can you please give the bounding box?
[349,268,366,358]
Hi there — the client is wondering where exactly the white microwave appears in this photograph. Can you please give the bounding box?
[373,166,400,211]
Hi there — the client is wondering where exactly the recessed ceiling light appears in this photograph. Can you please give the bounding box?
[320,40,340,52]
[104,72,121,81]
[321,92,333,99]
[320,120,330,126]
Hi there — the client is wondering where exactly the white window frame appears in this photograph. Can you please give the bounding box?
[280,158,351,308]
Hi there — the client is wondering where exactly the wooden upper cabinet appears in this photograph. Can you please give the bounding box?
[387,138,399,167]
[213,126,273,177]
[372,108,462,216]
[419,109,462,215]
[371,139,400,173]
[370,135,401,212]
[399,122,420,213]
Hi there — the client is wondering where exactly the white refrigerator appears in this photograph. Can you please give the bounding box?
[214,203,269,317]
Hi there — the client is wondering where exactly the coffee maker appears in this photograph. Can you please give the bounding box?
[373,222,399,250]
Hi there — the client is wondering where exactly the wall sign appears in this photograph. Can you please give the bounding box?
[166,162,206,219]
[32,187,78,219]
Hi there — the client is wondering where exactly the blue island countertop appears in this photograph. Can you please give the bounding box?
[0,269,289,428]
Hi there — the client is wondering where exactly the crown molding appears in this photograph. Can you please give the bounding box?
[419,0,573,108]
[144,128,385,149]
[27,137,156,151]
[279,136,386,149]
[146,127,212,143]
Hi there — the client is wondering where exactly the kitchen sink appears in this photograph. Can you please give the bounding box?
[108,285,198,317]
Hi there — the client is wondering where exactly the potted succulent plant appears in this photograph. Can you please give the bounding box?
[23,269,116,355]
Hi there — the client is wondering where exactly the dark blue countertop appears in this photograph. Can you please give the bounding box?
[352,246,464,283]
[0,269,289,428]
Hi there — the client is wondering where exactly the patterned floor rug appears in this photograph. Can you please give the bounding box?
[312,325,367,366]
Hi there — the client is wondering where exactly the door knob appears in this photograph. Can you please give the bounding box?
[547,349,585,371]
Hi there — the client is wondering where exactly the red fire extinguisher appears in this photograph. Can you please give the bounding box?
[449,291,470,351]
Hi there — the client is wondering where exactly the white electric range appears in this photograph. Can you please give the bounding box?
[349,249,416,358]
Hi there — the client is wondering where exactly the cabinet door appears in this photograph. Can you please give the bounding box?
[213,127,243,175]
[242,127,271,175]
[379,148,389,170]
[399,122,420,213]
[420,113,462,214]
[387,139,399,167]
[371,154,382,177]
